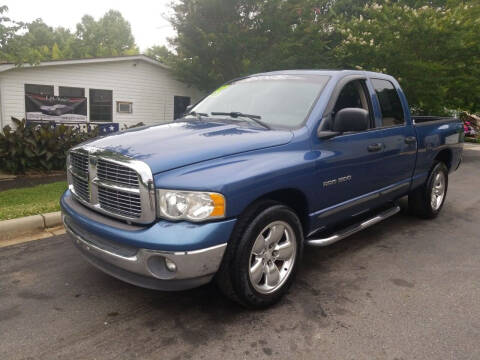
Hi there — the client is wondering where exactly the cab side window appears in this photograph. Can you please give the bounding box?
[371,79,405,127]
[329,79,372,130]
[334,81,365,113]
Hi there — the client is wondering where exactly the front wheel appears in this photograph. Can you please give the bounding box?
[409,161,448,219]
[216,202,303,309]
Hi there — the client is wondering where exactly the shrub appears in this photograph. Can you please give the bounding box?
[0,117,98,174]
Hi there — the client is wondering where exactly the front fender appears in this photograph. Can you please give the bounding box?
[154,142,317,218]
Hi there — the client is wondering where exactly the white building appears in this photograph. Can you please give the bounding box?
[0,55,203,130]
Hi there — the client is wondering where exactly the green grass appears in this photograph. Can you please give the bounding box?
[0,181,67,221]
[465,137,480,143]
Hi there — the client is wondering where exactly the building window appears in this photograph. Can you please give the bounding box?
[25,84,54,96]
[59,86,85,98]
[89,89,112,122]
[174,96,191,119]
[117,101,133,114]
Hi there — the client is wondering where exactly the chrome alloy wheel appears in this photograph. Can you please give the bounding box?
[431,171,446,210]
[248,221,297,294]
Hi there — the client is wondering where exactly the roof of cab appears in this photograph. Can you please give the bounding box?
[258,68,393,76]
[248,69,395,82]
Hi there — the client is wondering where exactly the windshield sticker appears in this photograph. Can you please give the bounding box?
[210,85,230,97]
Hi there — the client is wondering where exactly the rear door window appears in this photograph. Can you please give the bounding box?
[371,79,405,127]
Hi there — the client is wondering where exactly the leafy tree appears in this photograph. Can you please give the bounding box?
[335,0,480,113]
[168,0,338,91]
[168,0,258,91]
[166,0,480,113]
[0,5,25,62]
[0,8,138,64]
[3,19,75,64]
[73,10,138,58]
[145,45,175,65]
[51,43,62,60]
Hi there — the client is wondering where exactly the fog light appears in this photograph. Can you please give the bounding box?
[165,258,177,272]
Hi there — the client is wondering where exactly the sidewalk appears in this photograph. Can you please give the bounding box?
[464,142,480,150]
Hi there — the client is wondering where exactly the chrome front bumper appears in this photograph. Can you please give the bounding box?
[63,215,227,291]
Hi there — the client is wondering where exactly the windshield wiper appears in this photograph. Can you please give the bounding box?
[187,111,209,118]
[210,111,270,130]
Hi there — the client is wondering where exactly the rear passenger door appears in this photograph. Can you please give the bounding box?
[368,78,417,195]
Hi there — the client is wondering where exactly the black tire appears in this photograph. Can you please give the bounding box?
[215,200,303,309]
[409,161,449,219]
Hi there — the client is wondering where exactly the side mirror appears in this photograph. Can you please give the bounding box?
[333,108,369,133]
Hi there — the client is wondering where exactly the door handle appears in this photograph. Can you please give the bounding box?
[405,136,417,145]
[367,143,384,152]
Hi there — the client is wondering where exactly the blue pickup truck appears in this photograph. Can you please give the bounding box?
[61,70,463,308]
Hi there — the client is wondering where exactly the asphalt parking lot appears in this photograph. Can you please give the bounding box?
[1,147,479,360]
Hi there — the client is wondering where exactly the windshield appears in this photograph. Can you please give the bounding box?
[190,74,330,129]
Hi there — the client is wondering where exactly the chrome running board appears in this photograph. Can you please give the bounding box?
[306,205,401,247]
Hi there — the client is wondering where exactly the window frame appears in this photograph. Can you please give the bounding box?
[59,86,85,98]
[89,88,113,122]
[370,78,406,129]
[117,101,133,114]
[320,77,375,134]
[24,83,54,96]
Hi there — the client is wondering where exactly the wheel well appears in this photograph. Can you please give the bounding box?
[434,149,452,170]
[257,189,310,235]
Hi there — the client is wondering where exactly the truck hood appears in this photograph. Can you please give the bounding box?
[83,120,293,174]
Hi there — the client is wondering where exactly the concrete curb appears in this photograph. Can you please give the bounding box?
[0,211,62,241]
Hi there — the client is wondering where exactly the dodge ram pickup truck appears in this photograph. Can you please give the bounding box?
[61,70,463,308]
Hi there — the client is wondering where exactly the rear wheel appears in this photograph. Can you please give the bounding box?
[216,201,303,308]
[409,161,448,219]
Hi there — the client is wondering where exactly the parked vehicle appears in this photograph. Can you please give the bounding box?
[61,70,463,308]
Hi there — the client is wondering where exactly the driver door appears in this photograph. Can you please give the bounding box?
[310,77,386,230]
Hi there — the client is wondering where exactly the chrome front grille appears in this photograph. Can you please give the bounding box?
[67,147,155,224]
[98,187,142,217]
[72,176,90,202]
[97,159,139,187]
[70,152,89,177]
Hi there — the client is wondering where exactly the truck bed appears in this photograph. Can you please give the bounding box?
[410,116,463,190]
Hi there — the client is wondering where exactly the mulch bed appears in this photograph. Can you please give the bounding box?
[0,171,67,192]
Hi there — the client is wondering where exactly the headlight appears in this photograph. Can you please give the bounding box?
[157,189,226,221]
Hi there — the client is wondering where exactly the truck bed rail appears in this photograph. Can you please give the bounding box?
[412,116,457,125]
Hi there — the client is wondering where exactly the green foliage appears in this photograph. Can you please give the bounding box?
[0,8,138,64]
[166,0,480,114]
[2,19,75,64]
[0,118,98,174]
[168,0,338,91]
[73,10,138,58]
[145,45,175,65]
[0,5,25,61]
[465,137,480,143]
[166,0,376,92]
[335,0,480,114]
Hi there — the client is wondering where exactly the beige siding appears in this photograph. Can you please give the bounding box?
[0,59,203,129]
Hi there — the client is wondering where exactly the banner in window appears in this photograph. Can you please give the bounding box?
[25,94,87,123]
